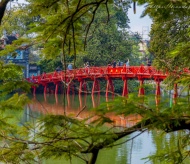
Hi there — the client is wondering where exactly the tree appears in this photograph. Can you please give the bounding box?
[133,0,190,162]
[136,0,190,68]
[0,0,190,164]
[148,10,190,72]
[0,3,39,37]
[77,3,134,67]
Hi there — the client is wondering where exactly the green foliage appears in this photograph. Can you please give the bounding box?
[0,0,190,164]
[149,18,190,71]
[37,58,62,73]
[1,4,35,36]
[0,61,31,95]
[137,0,190,21]
[131,44,144,65]
[77,4,136,67]
[0,110,126,163]
[26,0,115,65]
[145,131,190,164]
[138,0,190,86]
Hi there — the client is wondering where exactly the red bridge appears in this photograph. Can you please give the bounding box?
[27,65,179,97]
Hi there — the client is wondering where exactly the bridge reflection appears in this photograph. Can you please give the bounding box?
[29,94,141,128]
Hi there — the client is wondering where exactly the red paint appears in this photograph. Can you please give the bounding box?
[27,66,176,96]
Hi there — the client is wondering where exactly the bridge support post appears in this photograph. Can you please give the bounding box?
[67,81,75,95]
[67,82,70,95]
[122,78,128,97]
[106,78,114,97]
[79,80,87,94]
[72,83,75,94]
[138,79,145,96]
[32,86,36,96]
[67,79,75,95]
[84,82,87,94]
[43,84,47,95]
[173,83,178,98]
[55,82,59,95]
[155,79,161,96]
[92,79,100,95]
[79,81,82,94]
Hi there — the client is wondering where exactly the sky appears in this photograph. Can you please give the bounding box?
[127,4,152,40]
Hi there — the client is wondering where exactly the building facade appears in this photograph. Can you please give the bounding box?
[1,33,40,78]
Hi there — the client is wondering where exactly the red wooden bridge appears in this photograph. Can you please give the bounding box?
[27,65,180,97]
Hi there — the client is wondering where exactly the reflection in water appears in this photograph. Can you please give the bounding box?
[25,93,175,164]
[26,94,147,164]
[128,132,155,164]
[28,94,141,128]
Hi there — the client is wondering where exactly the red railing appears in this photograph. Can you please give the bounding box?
[27,66,168,85]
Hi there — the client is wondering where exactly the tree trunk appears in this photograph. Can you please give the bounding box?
[0,0,10,25]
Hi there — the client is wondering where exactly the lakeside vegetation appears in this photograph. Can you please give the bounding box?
[0,0,190,163]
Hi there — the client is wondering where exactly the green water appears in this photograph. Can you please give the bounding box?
[24,93,189,164]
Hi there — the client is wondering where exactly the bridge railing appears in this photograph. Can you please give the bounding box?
[26,65,169,84]
[107,65,168,76]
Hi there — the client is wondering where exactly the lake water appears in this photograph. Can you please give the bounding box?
[25,93,184,164]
